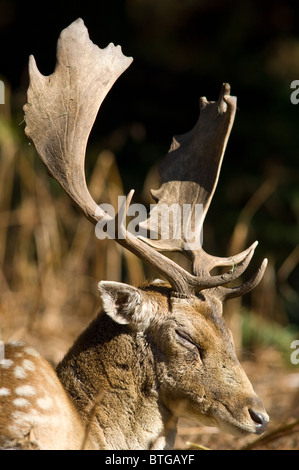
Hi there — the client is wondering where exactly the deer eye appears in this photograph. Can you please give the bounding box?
[175,329,204,359]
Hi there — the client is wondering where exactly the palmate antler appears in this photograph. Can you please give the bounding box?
[24,18,267,298]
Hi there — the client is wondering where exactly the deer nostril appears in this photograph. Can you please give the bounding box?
[248,408,269,435]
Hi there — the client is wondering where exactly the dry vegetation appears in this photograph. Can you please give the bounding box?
[0,95,299,450]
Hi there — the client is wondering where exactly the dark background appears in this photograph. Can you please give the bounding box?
[1,0,299,329]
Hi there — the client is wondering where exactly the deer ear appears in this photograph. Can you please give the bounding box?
[98,281,152,330]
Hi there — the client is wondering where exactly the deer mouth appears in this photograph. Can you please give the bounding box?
[211,402,269,437]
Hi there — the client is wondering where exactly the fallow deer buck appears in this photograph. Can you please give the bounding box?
[0,19,269,450]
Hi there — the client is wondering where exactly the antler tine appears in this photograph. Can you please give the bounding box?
[192,241,257,280]
[192,241,258,276]
[213,258,268,301]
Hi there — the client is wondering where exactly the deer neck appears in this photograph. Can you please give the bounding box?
[56,312,177,450]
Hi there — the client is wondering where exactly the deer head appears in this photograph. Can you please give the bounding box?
[19,18,269,448]
[95,280,268,442]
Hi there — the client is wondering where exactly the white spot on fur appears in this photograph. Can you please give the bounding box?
[10,409,50,432]
[22,359,35,371]
[14,366,26,379]
[8,340,25,347]
[0,387,11,396]
[15,385,36,397]
[37,396,53,411]
[24,347,39,357]
[13,398,30,407]
[12,410,25,420]
[0,359,13,369]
